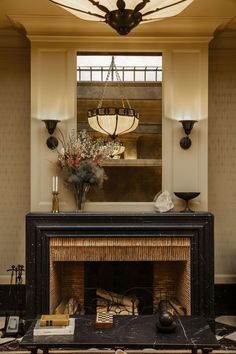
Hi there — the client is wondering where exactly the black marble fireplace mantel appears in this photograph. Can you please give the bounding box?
[25,212,214,328]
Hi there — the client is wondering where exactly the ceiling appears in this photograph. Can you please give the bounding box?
[0,0,235,38]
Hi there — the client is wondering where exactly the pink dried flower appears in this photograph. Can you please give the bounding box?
[57,129,121,188]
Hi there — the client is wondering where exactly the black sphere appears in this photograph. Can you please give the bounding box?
[46,136,58,150]
[180,136,192,149]
[159,311,174,327]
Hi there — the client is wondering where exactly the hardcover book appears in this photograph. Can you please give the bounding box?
[39,314,69,327]
[33,318,75,336]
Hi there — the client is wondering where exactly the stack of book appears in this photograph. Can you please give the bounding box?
[33,314,75,336]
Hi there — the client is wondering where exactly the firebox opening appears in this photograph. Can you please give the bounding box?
[50,260,190,316]
[84,261,153,314]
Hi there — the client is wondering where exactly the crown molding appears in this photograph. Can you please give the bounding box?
[27,35,213,44]
[8,14,230,39]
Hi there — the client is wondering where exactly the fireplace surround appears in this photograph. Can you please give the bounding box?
[25,212,214,328]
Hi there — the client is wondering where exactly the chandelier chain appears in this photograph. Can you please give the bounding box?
[113,61,131,109]
[97,58,113,108]
[98,56,131,110]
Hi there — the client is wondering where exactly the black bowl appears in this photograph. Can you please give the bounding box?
[174,192,200,201]
[174,192,200,212]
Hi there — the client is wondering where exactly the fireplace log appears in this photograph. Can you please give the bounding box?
[54,297,79,315]
[54,298,67,314]
[168,298,186,316]
[96,288,139,308]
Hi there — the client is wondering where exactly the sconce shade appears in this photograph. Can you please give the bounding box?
[179,119,197,150]
[42,119,61,150]
[49,0,194,35]
[88,107,139,139]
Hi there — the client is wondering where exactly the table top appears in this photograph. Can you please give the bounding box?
[20,315,220,350]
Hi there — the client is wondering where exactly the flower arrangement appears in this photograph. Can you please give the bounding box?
[57,129,121,209]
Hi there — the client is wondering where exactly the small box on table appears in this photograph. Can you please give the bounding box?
[96,312,113,329]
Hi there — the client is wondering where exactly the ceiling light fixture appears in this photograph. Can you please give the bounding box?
[88,56,139,139]
[49,0,194,35]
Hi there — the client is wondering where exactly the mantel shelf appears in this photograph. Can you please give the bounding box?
[104,159,162,166]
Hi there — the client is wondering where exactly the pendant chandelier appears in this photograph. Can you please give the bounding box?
[49,0,194,35]
[87,56,139,139]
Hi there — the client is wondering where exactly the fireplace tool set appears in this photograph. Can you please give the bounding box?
[1,264,25,337]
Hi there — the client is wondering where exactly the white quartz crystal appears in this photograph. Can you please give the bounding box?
[154,190,174,213]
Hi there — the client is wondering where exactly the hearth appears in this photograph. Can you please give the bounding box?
[25,212,214,328]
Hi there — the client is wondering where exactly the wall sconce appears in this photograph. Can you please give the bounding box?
[42,119,60,150]
[179,120,197,150]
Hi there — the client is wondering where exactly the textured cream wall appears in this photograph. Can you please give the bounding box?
[0,47,30,282]
[209,46,236,283]
[0,27,234,283]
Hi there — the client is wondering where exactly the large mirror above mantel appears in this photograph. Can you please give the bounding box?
[77,54,162,202]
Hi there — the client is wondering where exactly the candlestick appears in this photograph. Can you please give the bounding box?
[51,191,59,213]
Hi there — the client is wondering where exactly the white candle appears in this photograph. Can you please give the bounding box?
[55,176,58,192]
[52,176,55,192]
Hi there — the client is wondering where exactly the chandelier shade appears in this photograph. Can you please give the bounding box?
[49,0,195,35]
[88,107,139,139]
[86,56,139,138]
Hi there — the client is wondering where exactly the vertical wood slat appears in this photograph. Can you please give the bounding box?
[50,237,190,261]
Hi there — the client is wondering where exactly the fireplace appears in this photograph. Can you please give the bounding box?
[25,212,214,328]
[49,237,190,315]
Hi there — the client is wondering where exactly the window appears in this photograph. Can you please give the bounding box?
[77,55,162,82]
